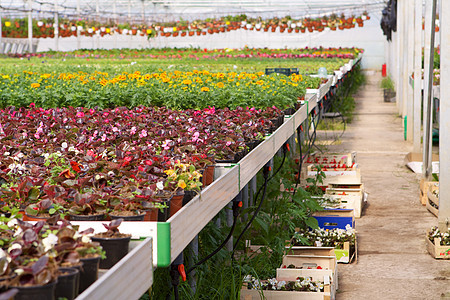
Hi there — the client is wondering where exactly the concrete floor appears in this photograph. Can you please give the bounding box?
[319,71,450,299]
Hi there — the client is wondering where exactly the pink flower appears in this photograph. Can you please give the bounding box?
[29,102,35,108]
[226,141,232,146]
[162,139,172,150]
[139,129,148,138]
[101,134,107,141]
[130,126,137,135]
[76,111,85,118]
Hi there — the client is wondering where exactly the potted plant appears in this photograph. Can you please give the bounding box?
[380,76,396,102]
[91,219,131,269]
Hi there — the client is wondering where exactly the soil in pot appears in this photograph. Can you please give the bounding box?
[109,211,146,221]
[56,267,79,300]
[77,256,100,293]
[91,234,131,269]
[69,213,105,221]
[11,280,57,300]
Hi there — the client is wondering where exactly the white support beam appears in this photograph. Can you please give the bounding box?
[439,0,450,231]
[407,0,415,141]
[422,0,435,178]
[401,0,409,119]
[413,0,423,152]
[54,0,59,52]
[396,0,404,114]
[27,0,32,53]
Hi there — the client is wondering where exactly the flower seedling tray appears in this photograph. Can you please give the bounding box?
[420,179,438,206]
[275,269,335,299]
[312,209,355,230]
[426,184,439,217]
[305,152,356,166]
[426,237,450,259]
[307,164,359,177]
[240,287,332,300]
[325,188,364,218]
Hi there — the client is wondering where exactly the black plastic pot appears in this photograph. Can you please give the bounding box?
[157,199,170,222]
[110,213,145,221]
[12,280,57,300]
[56,267,79,300]
[77,256,100,293]
[182,190,197,206]
[69,214,105,221]
[91,236,131,269]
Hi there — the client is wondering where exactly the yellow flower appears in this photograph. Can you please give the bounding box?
[106,28,111,33]
[31,83,40,88]
[216,82,224,88]
[178,179,187,189]
[5,21,11,27]
[182,79,192,85]
[146,29,152,34]
[201,87,210,92]
[164,169,175,176]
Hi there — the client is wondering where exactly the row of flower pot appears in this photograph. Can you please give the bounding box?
[1,12,370,39]
[0,214,134,300]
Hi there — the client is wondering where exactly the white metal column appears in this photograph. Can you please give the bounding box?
[413,0,423,152]
[77,0,81,50]
[27,0,33,53]
[439,0,450,231]
[396,0,404,113]
[423,0,436,177]
[401,0,409,119]
[406,0,415,141]
[54,0,59,51]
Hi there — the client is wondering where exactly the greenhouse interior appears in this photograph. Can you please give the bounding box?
[0,0,449,299]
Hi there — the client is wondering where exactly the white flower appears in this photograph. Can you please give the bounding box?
[8,243,22,253]
[81,235,92,244]
[7,218,18,227]
[3,152,10,156]
[0,248,6,259]
[73,232,81,240]
[42,234,58,252]
[277,280,286,290]
[156,181,164,190]
[14,268,25,275]
[61,142,68,149]
[13,227,22,237]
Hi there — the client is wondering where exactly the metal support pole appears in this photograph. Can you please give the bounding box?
[439,0,450,232]
[249,176,257,207]
[128,0,132,49]
[225,202,233,251]
[413,0,423,153]
[113,0,117,48]
[187,235,198,293]
[401,0,409,119]
[96,0,100,49]
[141,0,145,24]
[28,0,33,53]
[54,0,59,52]
[242,184,249,221]
[423,0,437,178]
[396,0,404,113]
[0,1,2,54]
[406,0,415,141]
[77,0,80,50]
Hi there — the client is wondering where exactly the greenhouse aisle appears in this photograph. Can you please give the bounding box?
[322,71,450,299]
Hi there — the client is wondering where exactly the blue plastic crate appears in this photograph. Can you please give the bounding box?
[313,209,355,230]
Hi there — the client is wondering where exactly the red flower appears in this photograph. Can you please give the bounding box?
[70,161,81,173]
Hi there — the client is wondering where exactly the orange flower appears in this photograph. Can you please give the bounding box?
[201,87,210,92]
[31,83,40,88]
[216,82,224,88]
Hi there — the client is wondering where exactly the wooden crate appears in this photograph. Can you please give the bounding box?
[240,288,332,300]
[420,179,438,206]
[334,241,357,264]
[276,269,335,299]
[325,188,364,218]
[426,237,450,259]
[426,184,439,217]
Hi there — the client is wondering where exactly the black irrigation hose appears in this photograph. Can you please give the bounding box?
[231,143,288,255]
[231,171,269,256]
[186,211,239,275]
